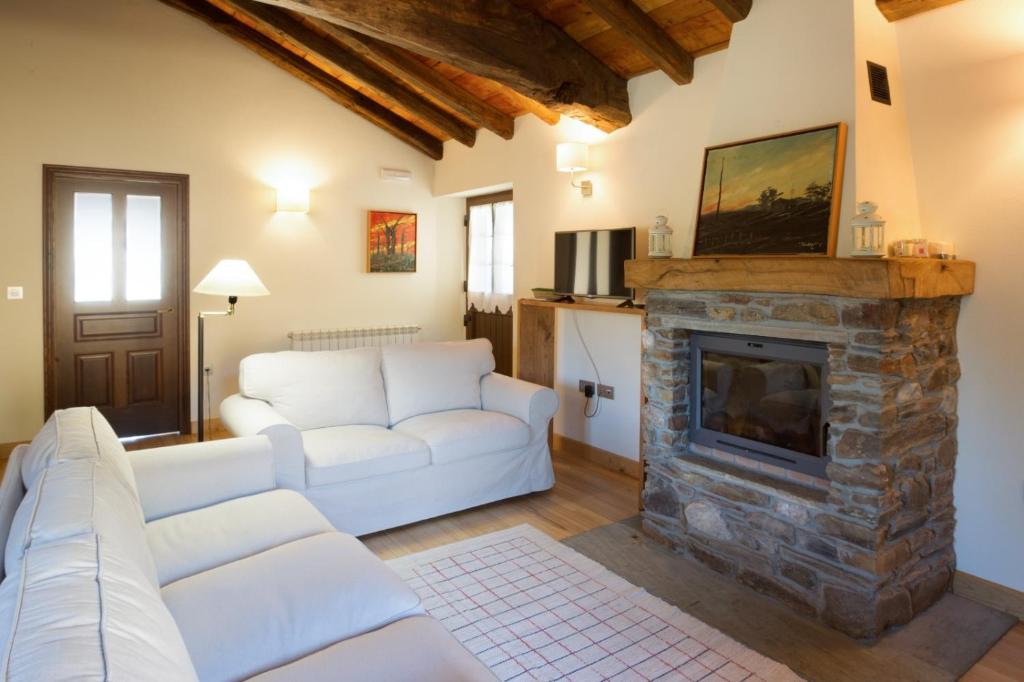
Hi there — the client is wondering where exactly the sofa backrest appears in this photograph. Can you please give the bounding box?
[240,348,389,431]
[0,407,198,681]
[381,338,496,425]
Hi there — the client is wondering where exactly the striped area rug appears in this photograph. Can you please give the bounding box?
[387,525,802,682]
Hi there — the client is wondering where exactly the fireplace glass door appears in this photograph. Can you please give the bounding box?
[690,333,830,477]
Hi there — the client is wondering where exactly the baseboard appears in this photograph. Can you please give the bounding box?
[954,570,1024,620]
[552,433,641,479]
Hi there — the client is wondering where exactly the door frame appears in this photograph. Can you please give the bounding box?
[42,164,191,434]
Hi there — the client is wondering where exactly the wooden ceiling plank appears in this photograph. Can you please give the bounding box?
[876,0,962,21]
[221,0,477,146]
[582,0,694,84]
[159,0,444,158]
[304,21,515,140]
[246,0,631,131]
[707,0,752,22]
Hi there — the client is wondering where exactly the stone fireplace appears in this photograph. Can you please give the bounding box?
[626,257,975,639]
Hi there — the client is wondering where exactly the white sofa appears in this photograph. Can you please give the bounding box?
[220,339,559,536]
[0,407,494,681]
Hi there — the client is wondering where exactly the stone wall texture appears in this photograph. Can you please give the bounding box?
[641,290,962,639]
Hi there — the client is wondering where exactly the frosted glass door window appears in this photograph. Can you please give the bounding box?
[73,193,114,302]
[126,195,162,300]
[467,199,514,313]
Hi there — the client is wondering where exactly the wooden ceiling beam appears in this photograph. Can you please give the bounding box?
[222,0,476,146]
[581,0,694,85]
[707,0,753,23]
[876,0,962,21]
[306,21,516,140]
[247,0,632,132]
[498,86,561,126]
[159,0,444,158]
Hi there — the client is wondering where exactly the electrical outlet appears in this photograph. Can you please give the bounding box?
[598,384,615,400]
[578,379,595,394]
[6,286,23,300]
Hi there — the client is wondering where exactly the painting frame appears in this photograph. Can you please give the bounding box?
[366,210,417,273]
[692,122,848,258]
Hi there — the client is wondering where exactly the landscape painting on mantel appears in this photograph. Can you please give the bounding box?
[694,123,848,258]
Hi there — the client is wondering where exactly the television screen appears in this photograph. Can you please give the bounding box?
[553,227,635,299]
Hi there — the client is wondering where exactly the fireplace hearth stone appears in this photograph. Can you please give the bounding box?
[639,287,965,639]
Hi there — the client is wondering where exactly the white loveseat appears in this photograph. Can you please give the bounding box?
[220,339,559,536]
[0,407,494,681]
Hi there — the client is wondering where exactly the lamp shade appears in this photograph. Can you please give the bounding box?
[193,259,269,297]
[556,142,589,173]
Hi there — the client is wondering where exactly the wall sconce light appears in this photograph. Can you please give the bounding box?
[276,184,310,212]
[556,142,593,197]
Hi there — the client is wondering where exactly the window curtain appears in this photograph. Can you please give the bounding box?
[467,200,514,313]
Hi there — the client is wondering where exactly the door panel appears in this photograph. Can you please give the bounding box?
[45,166,189,437]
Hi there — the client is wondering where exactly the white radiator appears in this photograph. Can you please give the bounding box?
[287,325,421,351]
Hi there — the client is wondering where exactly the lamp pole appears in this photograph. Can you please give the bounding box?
[196,295,236,442]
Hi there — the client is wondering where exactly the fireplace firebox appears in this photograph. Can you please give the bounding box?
[690,332,830,478]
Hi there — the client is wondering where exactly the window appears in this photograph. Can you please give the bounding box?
[73,192,114,302]
[467,193,513,313]
[125,195,162,300]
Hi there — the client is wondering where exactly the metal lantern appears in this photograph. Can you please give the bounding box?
[648,215,673,259]
[851,201,886,257]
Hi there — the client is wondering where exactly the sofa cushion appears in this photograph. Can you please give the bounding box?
[146,489,334,586]
[249,615,496,682]
[5,458,157,588]
[303,425,430,487]
[20,406,139,498]
[240,348,389,430]
[161,532,422,682]
[0,534,198,681]
[394,409,530,465]
[381,339,496,425]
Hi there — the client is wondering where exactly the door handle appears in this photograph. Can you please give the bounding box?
[157,308,174,315]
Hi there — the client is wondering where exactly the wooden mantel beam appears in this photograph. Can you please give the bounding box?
[308,21,516,140]
[222,0,477,147]
[159,0,444,158]
[707,0,753,22]
[581,0,694,85]
[247,0,632,132]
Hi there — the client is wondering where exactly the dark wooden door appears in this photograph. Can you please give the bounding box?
[465,191,514,376]
[44,166,189,437]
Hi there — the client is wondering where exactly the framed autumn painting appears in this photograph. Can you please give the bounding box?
[693,122,847,257]
[367,210,417,273]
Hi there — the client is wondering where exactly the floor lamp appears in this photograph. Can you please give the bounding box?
[193,259,269,441]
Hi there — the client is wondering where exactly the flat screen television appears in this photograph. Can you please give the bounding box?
[553,227,635,300]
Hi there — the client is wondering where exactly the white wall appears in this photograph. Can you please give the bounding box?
[896,0,1024,592]
[0,0,464,442]
[554,309,642,459]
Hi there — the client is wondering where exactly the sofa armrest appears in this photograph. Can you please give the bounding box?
[219,394,306,491]
[481,373,559,440]
[129,436,275,521]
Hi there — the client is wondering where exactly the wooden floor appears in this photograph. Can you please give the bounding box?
[12,428,1024,680]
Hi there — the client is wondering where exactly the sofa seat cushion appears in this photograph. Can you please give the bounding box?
[240,347,389,430]
[303,425,430,487]
[146,489,334,586]
[381,339,496,425]
[394,409,530,465]
[0,534,198,681]
[249,615,496,682]
[161,532,422,682]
